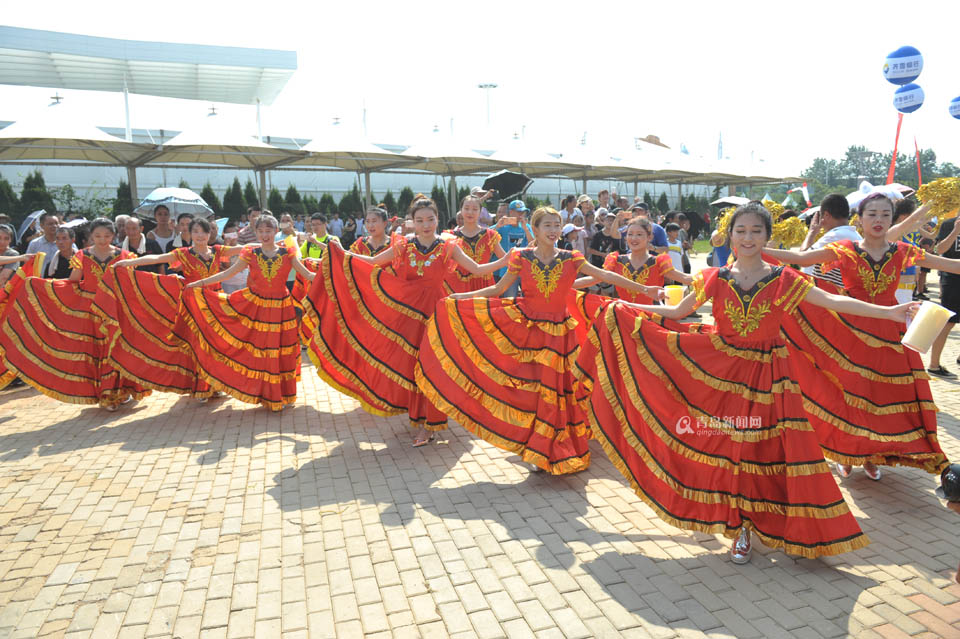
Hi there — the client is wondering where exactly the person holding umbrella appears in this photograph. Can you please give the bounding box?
[147,205,177,251]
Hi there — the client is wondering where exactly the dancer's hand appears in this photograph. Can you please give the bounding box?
[185,280,202,289]
[889,302,920,324]
[647,286,665,301]
[113,259,134,268]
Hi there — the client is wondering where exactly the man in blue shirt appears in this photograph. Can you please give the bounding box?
[497,200,533,296]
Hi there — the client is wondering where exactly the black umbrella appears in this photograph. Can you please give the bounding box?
[482,170,532,201]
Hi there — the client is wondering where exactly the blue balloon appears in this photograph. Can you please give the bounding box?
[883,46,923,85]
[951,96,960,120]
[893,83,924,114]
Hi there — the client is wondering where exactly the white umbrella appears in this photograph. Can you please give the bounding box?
[16,210,45,242]
[134,187,214,219]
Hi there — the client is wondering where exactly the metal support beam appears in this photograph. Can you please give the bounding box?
[449,175,457,220]
[123,81,132,142]
[258,168,267,209]
[126,166,138,207]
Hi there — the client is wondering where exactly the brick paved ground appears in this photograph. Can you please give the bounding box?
[2,277,960,638]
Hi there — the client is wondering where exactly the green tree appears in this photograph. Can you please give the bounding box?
[112,181,133,216]
[243,179,260,209]
[267,186,284,213]
[643,192,654,208]
[319,193,338,217]
[0,175,20,222]
[381,190,397,214]
[284,184,305,215]
[656,192,669,213]
[200,183,222,216]
[398,187,415,216]
[178,178,190,189]
[338,183,363,217]
[303,194,319,213]
[222,178,246,221]
[19,171,56,221]
[430,184,448,223]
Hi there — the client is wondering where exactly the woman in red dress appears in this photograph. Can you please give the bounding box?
[102,218,246,401]
[349,206,391,257]
[577,217,693,302]
[416,207,664,474]
[303,198,510,446]
[569,216,698,340]
[576,203,917,563]
[444,194,505,293]
[0,251,42,390]
[173,214,317,411]
[0,218,149,410]
[765,192,958,479]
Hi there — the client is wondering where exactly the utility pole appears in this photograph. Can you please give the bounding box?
[478,83,498,125]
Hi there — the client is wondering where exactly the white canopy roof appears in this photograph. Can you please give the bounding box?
[400,135,504,176]
[146,115,303,169]
[0,107,150,164]
[0,26,296,105]
[293,127,415,172]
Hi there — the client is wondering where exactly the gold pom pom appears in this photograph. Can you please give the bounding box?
[714,207,736,241]
[771,216,807,247]
[762,199,785,220]
[917,177,960,231]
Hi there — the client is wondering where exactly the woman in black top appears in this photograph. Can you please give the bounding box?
[44,228,76,279]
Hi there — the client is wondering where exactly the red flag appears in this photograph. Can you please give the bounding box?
[886,113,904,185]
[914,137,922,187]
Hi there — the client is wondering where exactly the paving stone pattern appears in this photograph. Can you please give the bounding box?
[1,278,960,638]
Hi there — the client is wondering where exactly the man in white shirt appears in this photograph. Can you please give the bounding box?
[327,212,344,238]
[800,194,861,290]
[26,212,62,273]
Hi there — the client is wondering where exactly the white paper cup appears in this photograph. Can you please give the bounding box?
[902,300,953,354]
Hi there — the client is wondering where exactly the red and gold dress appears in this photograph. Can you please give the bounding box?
[417,248,592,474]
[567,252,703,346]
[0,254,44,389]
[95,246,225,398]
[172,246,301,410]
[349,236,390,258]
[303,235,454,429]
[783,240,946,472]
[603,252,677,304]
[575,266,869,558]
[0,248,149,407]
[444,228,501,294]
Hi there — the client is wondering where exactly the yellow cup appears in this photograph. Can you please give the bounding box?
[664,285,685,306]
[902,301,953,354]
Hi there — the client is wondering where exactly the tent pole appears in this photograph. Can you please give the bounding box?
[449,175,457,221]
[122,75,132,143]
[258,168,267,208]
[633,180,638,199]
[126,166,138,207]
[364,171,372,208]
[677,182,682,209]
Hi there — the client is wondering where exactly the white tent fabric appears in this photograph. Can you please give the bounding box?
[400,135,503,176]
[149,115,303,169]
[292,127,415,172]
[0,108,151,164]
